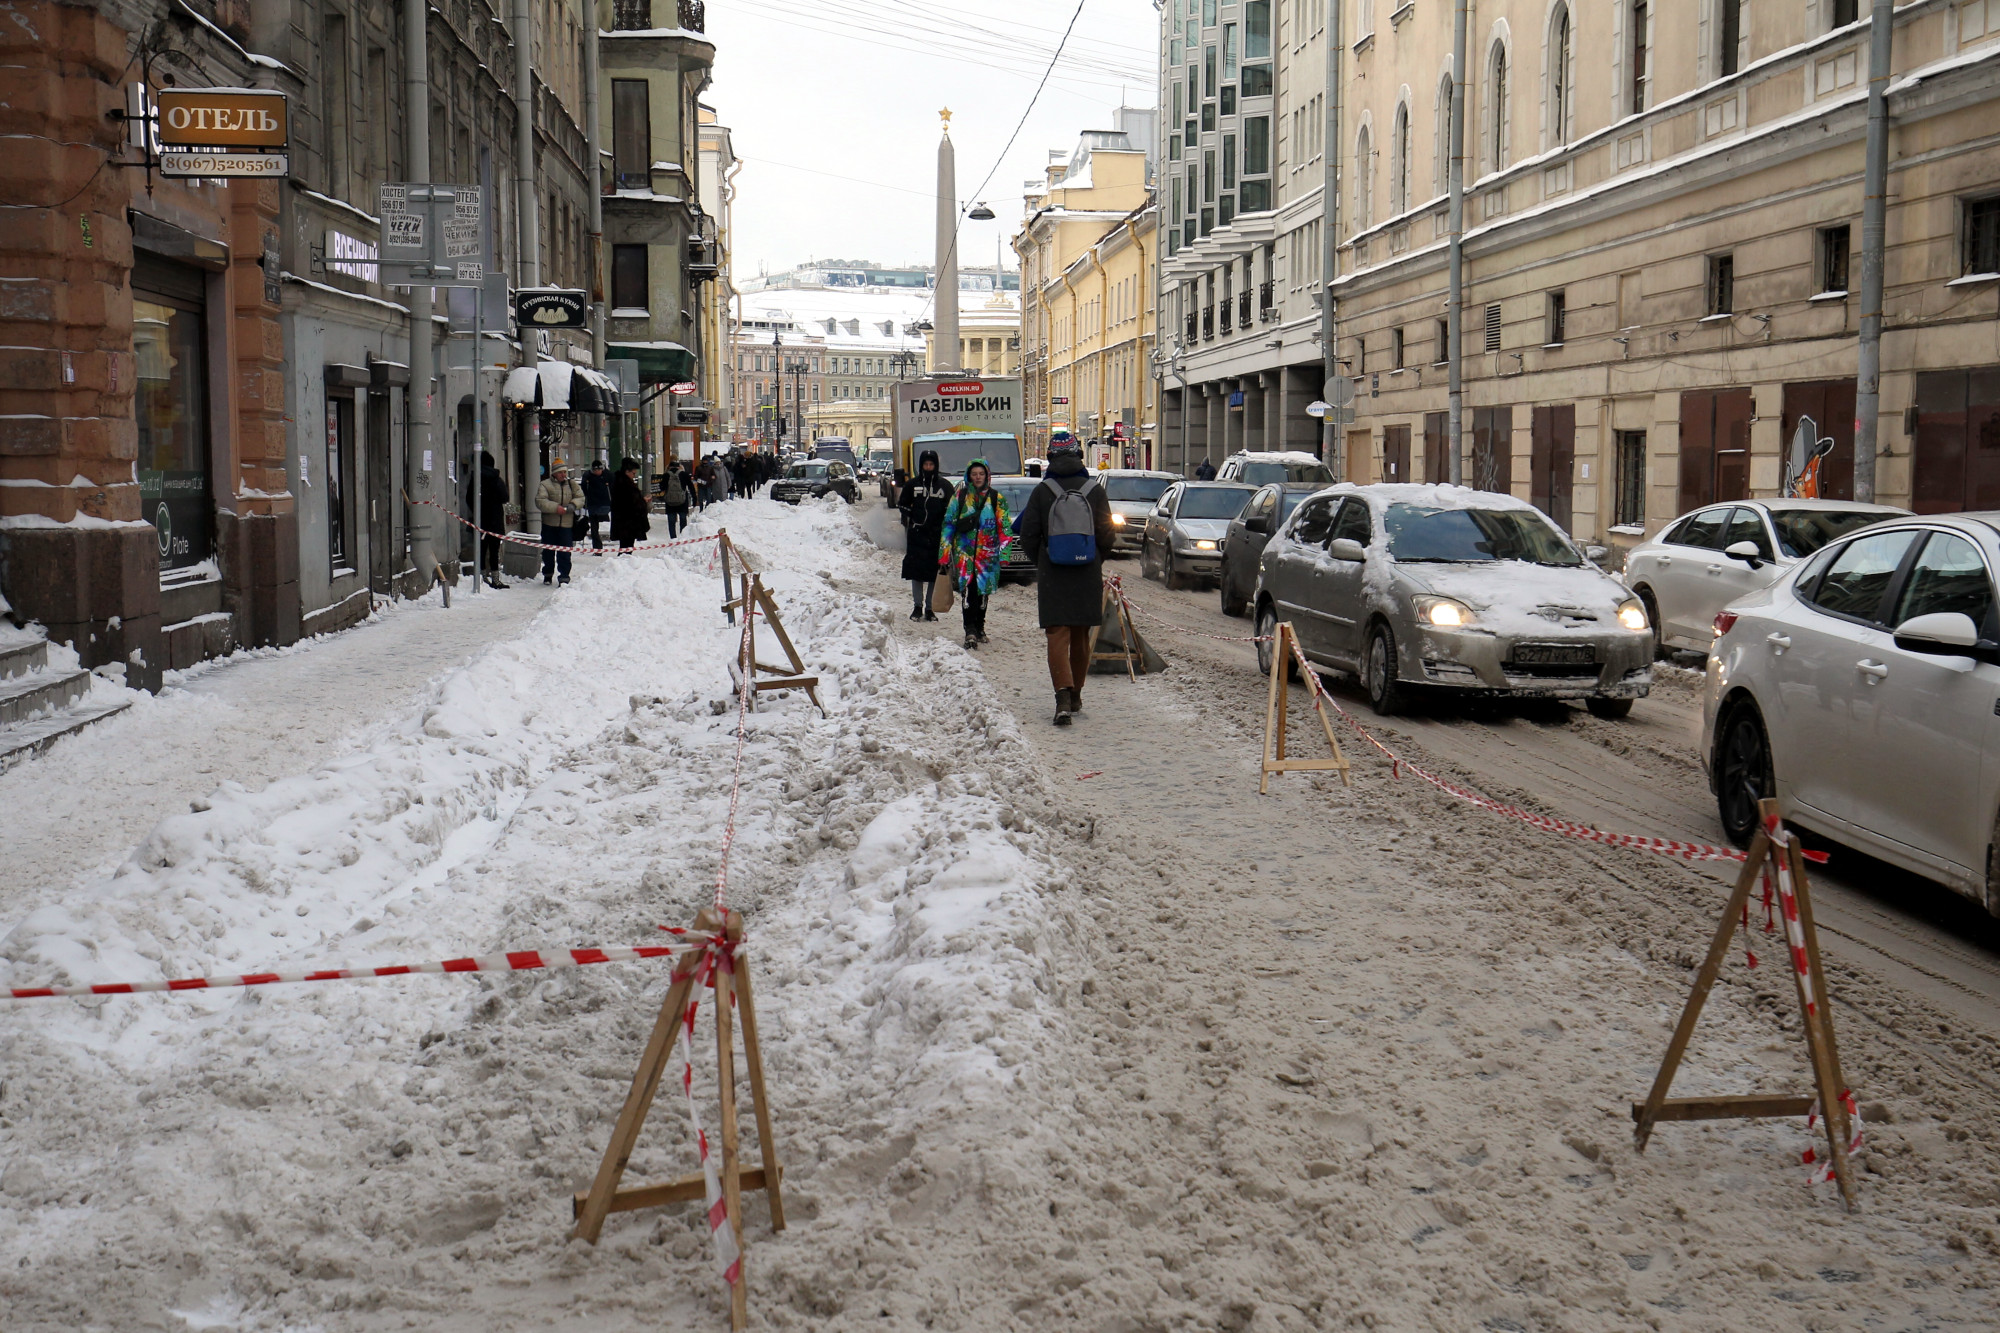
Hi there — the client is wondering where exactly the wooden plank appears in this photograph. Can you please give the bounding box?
[1632,829,1768,1151]
[1308,691,1352,788]
[1786,834,1859,1209]
[735,956,787,1232]
[1628,1094,1814,1124]
[754,585,809,676]
[1263,758,1349,773]
[751,676,819,692]
[570,1166,780,1219]
[1259,623,1287,796]
[573,956,703,1244]
[715,954,748,1330]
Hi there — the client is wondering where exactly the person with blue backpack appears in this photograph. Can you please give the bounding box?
[1014,442,1116,726]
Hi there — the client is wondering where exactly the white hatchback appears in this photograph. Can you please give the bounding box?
[1624,500,1907,654]
[1702,513,2000,913]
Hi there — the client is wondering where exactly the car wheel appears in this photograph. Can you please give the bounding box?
[1634,586,1665,660]
[1715,701,1775,847]
[1365,621,1409,716]
[1166,557,1189,591]
[1142,540,1160,582]
[1254,603,1295,679]
[1220,575,1247,618]
[1585,696,1635,721]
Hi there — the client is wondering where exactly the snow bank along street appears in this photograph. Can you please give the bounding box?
[4,496,2000,1330]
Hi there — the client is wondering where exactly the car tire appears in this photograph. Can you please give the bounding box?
[1715,700,1776,847]
[1255,603,1295,679]
[1634,585,1665,660]
[1166,557,1189,591]
[1364,621,1409,717]
[1220,576,1247,618]
[1142,540,1161,582]
[1585,697,1635,721]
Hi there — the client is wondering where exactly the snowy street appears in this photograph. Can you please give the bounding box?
[4,496,1999,1331]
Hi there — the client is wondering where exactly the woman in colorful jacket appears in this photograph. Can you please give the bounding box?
[938,458,1010,650]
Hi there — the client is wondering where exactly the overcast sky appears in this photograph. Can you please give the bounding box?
[702,0,1159,278]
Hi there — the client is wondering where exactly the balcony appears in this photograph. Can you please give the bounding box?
[680,0,705,30]
[1202,307,1214,341]
[1184,313,1198,343]
[1219,300,1232,335]
[611,0,650,27]
[1237,291,1252,327]
[1258,280,1275,322]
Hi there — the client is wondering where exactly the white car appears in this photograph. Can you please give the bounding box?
[1624,500,1907,654]
[1215,450,1336,486]
[1702,512,2000,912]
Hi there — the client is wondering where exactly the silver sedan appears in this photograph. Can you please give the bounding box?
[1254,484,1654,718]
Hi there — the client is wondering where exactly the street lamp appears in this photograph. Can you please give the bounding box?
[891,350,920,380]
[786,359,809,448]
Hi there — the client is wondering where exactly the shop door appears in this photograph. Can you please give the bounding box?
[1913,369,2000,514]
[1780,380,1856,500]
[1530,404,1575,531]
[1677,388,1754,513]
[1422,411,1449,483]
[367,392,397,593]
[132,254,213,576]
[1345,429,1371,482]
[1381,424,1411,484]
[1472,406,1513,493]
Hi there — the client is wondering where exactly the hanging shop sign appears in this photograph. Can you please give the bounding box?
[515,287,588,328]
[154,88,289,178]
[376,183,488,286]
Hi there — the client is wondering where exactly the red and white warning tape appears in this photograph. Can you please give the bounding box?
[4,940,712,1002]
[676,936,743,1288]
[1803,1089,1864,1185]
[412,494,724,556]
[1108,576,1271,644]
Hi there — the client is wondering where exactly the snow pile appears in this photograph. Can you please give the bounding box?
[0,497,1097,1329]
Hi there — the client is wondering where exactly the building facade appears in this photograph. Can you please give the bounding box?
[1330,0,2000,549]
[1016,121,1159,467]
[697,103,738,440]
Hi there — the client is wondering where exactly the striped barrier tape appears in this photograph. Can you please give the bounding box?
[1107,576,1271,644]
[4,940,714,1002]
[677,936,743,1288]
[410,493,724,556]
[1802,1089,1864,1185]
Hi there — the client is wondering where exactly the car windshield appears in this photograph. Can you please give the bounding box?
[1384,504,1582,565]
[1105,476,1173,503]
[1177,488,1255,520]
[993,480,1039,515]
[787,462,827,479]
[1239,460,1335,484]
[1278,489,1316,520]
[1768,508,1893,559]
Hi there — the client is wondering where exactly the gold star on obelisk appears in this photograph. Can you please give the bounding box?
[940,107,952,130]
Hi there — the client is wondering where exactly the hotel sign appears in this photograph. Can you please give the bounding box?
[154,89,289,178]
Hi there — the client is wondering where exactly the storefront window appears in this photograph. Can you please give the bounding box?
[133,289,213,575]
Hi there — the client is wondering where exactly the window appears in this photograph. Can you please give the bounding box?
[1330,498,1372,545]
[1483,302,1502,352]
[1204,148,1216,201]
[1707,253,1735,315]
[1223,134,1236,189]
[1718,0,1742,77]
[1830,0,1859,25]
[132,263,213,573]
[1671,506,1732,548]
[1223,23,1238,77]
[1292,496,1339,545]
[1243,114,1269,174]
[1721,506,1773,560]
[1391,103,1411,214]
[1807,530,1918,623]
[1818,224,1851,294]
[1434,317,1450,364]
[1547,289,1566,345]
[1243,63,1273,97]
[1392,326,1405,369]
[1434,74,1453,196]
[612,80,651,190]
[1241,179,1271,212]
[1246,0,1273,64]
[1203,101,1217,133]
[1487,44,1510,172]
[1205,44,1217,96]
[1354,124,1372,231]
[1629,0,1649,115]
[1895,532,1995,629]
[612,243,648,310]
[1614,430,1647,526]
[1203,0,1216,24]
[1222,86,1237,116]
[1355,335,1365,375]
[1219,194,1235,227]
[1965,197,2000,276]
[1549,6,1572,145]
[325,390,351,569]
[322,14,351,199]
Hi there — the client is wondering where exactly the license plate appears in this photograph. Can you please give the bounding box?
[1511,643,1596,666]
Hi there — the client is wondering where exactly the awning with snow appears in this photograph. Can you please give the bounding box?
[605,340,695,384]
[501,362,619,414]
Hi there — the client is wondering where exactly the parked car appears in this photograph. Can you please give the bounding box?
[771,459,857,505]
[1625,499,1908,654]
[1219,482,1328,616]
[1140,482,1257,589]
[1702,513,2000,911]
[1254,484,1653,718]
[1216,450,1336,486]
[1101,469,1179,554]
[991,477,1042,582]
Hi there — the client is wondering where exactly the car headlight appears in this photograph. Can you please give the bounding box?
[1194,539,1217,551]
[1110,513,1126,526]
[1617,598,1649,632]
[1414,596,1476,628]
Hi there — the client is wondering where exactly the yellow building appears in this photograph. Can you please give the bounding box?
[1015,117,1160,468]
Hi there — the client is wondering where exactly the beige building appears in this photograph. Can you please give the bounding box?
[697,104,739,439]
[1016,118,1160,467]
[1330,0,2000,549]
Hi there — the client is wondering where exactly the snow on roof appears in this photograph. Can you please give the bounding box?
[1333,482,1537,512]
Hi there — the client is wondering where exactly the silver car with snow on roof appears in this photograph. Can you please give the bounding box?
[1252,484,1654,718]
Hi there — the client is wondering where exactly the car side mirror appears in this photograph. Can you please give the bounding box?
[1327,537,1365,562]
[1585,544,1609,563]
[1245,514,1271,534]
[1892,611,1985,658]
[1723,540,1765,568]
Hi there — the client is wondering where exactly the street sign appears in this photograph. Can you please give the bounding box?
[158,152,288,178]
[515,288,588,328]
[1307,400,1330,418]
[1329,405,1357,425]
[1325,376,1357,407]
[377,183,487,287]
[156,89,288,148]
[669,382,699,396]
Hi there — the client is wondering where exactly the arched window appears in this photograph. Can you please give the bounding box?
[1354,123,1373,232]
[1487,44,1510,173]
[1548,4,1573,147]
[1391,101,1411,214]
[1434,71,1453,197]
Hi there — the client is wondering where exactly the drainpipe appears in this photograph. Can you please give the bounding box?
[511,0,540,289]
[1853,0,1892,504]
[404,0,439,590]
[1447,0,1468,485]
[1320,0,1342,469]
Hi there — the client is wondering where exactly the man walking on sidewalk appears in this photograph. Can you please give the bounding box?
[1015,442,1115,726]
[466,450,510,588]
[536,458,585,585]
[581,459,613,550]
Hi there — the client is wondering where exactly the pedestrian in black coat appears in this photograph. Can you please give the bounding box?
[896,449,954,621]
[609,457,650,550]
[465,450,511,588]
[581,460,613,549]
[1015,445,1116,725]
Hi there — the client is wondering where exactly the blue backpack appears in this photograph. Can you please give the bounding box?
[1042,475,1102,566]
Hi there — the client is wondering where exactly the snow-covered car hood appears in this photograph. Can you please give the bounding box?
[1170,518,1233,542]
[1391,561,1633,630]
